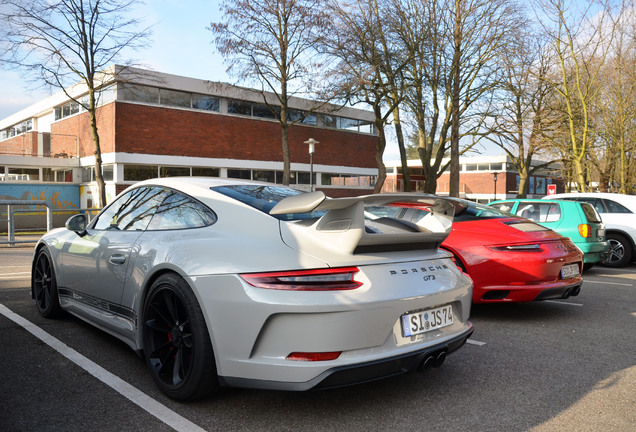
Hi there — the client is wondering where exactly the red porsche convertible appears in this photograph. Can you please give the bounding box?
[368,199,583,303]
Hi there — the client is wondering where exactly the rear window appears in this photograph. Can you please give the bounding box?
[602,199,632,214]
[454,201,510,221]
[212,185,325,220]
[580,203,602,223]
[514,202,561,223]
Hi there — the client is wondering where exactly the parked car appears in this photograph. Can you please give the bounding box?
[367,199,583,303]
[31,178,474,400]
[545,192,636,267]
[490,199,607,270]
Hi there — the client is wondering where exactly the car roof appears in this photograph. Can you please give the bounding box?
[492,198,576,204]
[546,192,636,211]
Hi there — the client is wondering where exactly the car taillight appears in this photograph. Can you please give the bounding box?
[578,224,590,238]
[488,244,543,252]
[286,352,342,361]
[240,267,362,291]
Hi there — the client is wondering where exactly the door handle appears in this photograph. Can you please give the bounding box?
[109,254,127,265]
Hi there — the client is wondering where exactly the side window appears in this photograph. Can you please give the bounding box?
[577,198,604,214]
[93,187,168,231]
[147,190,216,230]
[602,199,632,214]
[516,202,560,222]
[492,202,515,214]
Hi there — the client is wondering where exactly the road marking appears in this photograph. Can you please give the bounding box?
[0,272,31,280]
[544,300,583,306]
[593,267,636,274]
[584,280,633,287]
[0,303,207,432]
[467,339,486,346]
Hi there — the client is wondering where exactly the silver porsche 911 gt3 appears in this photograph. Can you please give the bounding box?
[31,177,474,400]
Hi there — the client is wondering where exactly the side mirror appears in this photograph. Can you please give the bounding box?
[65,214,88,237]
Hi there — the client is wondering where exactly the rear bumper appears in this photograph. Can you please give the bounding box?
[576,241,608,264]
[476,279,583,303]
[219,324,474,391]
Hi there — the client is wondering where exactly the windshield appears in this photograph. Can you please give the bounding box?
[212,185,326,220]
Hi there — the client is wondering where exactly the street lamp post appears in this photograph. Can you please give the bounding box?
[304,138,319,191]
[493,172,499,201]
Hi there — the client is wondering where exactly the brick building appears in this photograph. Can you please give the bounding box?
[0,65,378,210]
[383,155,565,202]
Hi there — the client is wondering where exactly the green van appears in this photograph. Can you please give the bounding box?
[490,199,608,270]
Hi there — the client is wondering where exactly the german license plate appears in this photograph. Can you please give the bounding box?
[401,305,454,337]
[561,263,579,278]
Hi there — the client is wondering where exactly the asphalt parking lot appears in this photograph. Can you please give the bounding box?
[1,245,634,432]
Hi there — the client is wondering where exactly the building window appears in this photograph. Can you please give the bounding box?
[227,169,251,180]
[8,168,39,181]
[55,169,74,182]
[160,89,191,108]
[192,167,219,177]
[321,114,337,128]
[122,83,160,104]
[252,103,278,119]
[227,100,252,116]
[160,166,190,177]
[192,95,220,112]
[253,170,275,182]
[102,165,114,181]
[124,165,158,181]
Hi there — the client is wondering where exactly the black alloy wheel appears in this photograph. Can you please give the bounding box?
[143,273,218,400]
[32,247,62,318]
[603,233,632,268]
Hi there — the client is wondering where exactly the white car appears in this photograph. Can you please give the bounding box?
[545,192,636,267]
[32,177,474,400]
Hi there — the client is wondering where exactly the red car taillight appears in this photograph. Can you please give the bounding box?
[286,352,342,361]
[578,224,590,238]
[240,267,362,291]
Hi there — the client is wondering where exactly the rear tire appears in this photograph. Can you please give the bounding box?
[142,273,219,400]
[32,247,62,318]
[603,233,632,268]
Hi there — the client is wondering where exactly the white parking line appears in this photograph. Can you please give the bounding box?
[544,300,584,306]
[467,339,487,346]
[584,280,633,287]
[0,272,31,280]
[0,303,207,432]
[594,267,636,274]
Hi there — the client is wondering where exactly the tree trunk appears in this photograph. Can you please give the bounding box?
[393,107,411,192]
[449,0,462,198]
[88,88,105,208]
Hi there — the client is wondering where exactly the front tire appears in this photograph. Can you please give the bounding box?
[142,273,219,400]
[603,233,632,268]
[32,246,62,318]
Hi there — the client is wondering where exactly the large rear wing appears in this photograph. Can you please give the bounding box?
[271,192,465,255]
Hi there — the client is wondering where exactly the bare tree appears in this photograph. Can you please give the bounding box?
[394,0,519,194]
[590,2,636,193]
[446,0,522,197]
[210,0,329,185]
[322,0,405,192]
[487,32,561,197]
[535,0,619,192]
[0,0,151,207]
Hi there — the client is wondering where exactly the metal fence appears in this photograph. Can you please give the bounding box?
[0,201,99,246]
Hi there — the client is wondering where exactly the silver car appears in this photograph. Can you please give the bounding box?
[31,177,474,400]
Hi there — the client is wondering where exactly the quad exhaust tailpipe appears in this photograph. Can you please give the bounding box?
[417,349,448,372]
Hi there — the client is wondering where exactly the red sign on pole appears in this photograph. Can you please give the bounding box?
[547,184,557,195]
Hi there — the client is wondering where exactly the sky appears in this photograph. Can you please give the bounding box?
[0,0,502,161]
